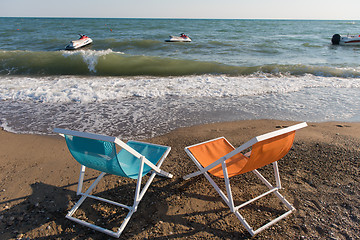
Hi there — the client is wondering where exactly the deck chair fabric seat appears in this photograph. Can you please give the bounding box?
[54,128,173,238]
[65,136,169,179]
[183,122,307,236]
[188,131,296,178]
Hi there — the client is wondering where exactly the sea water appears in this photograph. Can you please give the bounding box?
[0,18,359,138]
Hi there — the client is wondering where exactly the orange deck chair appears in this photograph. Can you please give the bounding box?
[183,122,307,236]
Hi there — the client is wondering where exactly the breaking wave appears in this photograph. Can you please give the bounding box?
[1,49,360,78]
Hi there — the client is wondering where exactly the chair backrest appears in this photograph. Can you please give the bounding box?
[186,122,306,178]
[65,135,127,176]
[238,131,295,175]
[55,128,169,179]
[117,141,170,179]
[187,137,235,168]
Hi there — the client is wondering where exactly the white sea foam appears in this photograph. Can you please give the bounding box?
[1,74,359,104]
[1,74,359,137]
[0,118,17,133]
[61,49,124,73]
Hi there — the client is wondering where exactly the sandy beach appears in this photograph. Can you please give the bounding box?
[0,119,359,239]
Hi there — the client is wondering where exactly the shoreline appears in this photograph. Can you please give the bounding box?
[0,119,359,239]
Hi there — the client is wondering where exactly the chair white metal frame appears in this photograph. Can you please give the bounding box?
[54,128,173,238]
[183,122,307,236]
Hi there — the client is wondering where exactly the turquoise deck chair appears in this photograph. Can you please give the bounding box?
[54,128,173,238]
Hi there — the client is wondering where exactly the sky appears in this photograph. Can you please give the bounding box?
[1,0,360,20]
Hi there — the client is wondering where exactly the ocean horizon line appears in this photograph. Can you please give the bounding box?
[1,16,359,21]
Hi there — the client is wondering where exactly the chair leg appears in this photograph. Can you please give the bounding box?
[134,159,172,209]
[66,171,134,238]
[77,165,86,195]
[234,211,256,236]
[253,167,294,210]
[184,158,233,209]
[231,168,295,236]
[67,171,106,217]
[133,158,145,212]
[273,161,281,189]
[67,162,171,238]
[222,161,235,212]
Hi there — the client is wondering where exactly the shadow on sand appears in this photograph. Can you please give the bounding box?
[0,175,253,239]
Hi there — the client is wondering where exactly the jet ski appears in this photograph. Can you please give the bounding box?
[165,33,191,42]
[65,34,93,50]
[332,34,360,46]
